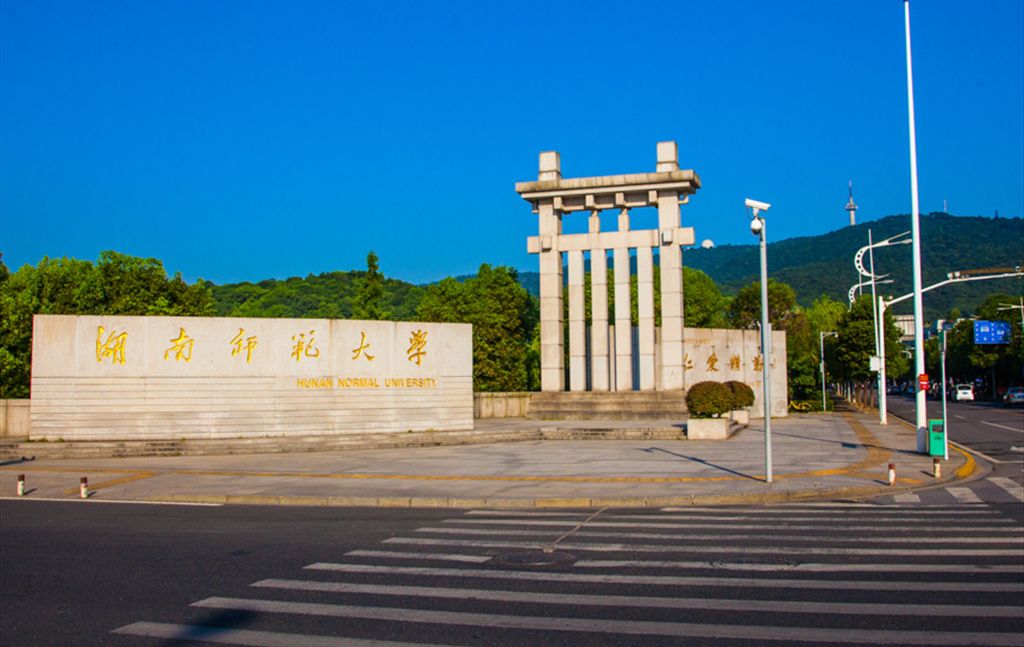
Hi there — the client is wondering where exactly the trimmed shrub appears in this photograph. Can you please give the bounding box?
[724,380,756,408]
[685,381,734,418]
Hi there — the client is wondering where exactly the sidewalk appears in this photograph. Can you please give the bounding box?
[0,409,975,508]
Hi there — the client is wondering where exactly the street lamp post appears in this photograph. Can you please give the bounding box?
[903,0,928,452]
[746,198,773,483]
[820,331,838,412]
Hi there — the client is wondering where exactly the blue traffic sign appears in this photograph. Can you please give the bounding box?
[974,320,1011,344]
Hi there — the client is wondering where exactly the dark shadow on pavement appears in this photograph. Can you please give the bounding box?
[640,446,757,481]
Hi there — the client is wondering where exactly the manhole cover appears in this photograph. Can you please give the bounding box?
[490,550,577,569]
[710,559,796,572]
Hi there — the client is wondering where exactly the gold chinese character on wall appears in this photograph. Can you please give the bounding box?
[95,326,128,365]
[291,330,321,361]
[407,330,427,366]
[351,331,375,362]
[165,328,195,362]
[683,354,694,371]
[706,352,719,372]
[729,355,741,371]
[753,354,764,371]
[230,328,258,363]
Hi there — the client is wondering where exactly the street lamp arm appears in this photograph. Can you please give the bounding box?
[884,270,1024,308]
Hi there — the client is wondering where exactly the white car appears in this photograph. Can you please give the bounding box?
[954,384,974,402]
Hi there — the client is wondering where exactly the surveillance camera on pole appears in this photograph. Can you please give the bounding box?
[745,198,771,214]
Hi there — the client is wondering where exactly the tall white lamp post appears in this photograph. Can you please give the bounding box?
[903,0,928,452]
[747,198,773,483]
[820,331,837,412]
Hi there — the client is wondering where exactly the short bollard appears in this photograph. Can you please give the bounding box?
[80,477,89,499]
[888,463,896,487]
[17,474,25,496]
[933,458,942,479]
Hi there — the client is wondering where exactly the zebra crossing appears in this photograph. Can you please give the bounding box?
[876,475,1024,506]
[112,503,1024,646]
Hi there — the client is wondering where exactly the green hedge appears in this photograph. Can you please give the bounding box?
[685,381,734,418]
[724,380,756,408]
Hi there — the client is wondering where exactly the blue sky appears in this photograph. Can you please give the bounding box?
[1,0,1021,286]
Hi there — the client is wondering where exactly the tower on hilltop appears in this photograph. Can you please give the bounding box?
[845,181,858,226]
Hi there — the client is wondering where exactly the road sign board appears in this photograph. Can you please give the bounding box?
[974,320,1011,344]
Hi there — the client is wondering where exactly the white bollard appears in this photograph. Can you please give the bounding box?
[888,463,896,487]
[80,477,88,499]
[17,474,25,496]
[933,458,941,479]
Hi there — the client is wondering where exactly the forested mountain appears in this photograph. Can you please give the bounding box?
[211,271,424,320]
[517,213,1022,320]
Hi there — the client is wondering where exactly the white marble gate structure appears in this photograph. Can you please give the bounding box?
[516,141,700,393]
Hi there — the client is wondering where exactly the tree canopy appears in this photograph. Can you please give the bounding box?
[0,252,214,398]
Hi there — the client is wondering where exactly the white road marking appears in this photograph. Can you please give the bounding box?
[384,536,1024,556]
[574,559,1024,574]
[252,578,1023,618]
[414,526,1020,544]
[112,621,453,646]
[0,496,222,506]
[893,493,921,503]
[190,597,1024,645]
[989,477,1024,501]
[950,440,1004,464]
[442,518,1015,532]
[947,487,984,504]
[304,563,1024,592]
[346,550,492,563]
[982,420,1024,434]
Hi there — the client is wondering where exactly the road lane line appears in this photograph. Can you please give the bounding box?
[574,560,1024,574]
[383,536,1024,556]
[304,563,1024,592]
[346,550,492,563]
[982,420,1024,434]
[893,493,921,503]
[112,621,453,646]
[441,519,1017,531]
[251,578,1023,618]
[989,477,1024,501]
[947,487,984,504]
[0,496,222,506]
[190,597,1024,645]
[413,526,1023,544]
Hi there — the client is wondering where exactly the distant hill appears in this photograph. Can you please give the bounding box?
[212,213,1021,322]
[514,213,1022,320]
[211,271,424,320]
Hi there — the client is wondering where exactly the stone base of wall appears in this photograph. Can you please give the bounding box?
[474,392,532,419]
[0,399,31,439]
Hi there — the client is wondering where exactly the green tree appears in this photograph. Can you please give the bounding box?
[352,251,390,320]
[417,265,538,392]
[833,295,908,384]
[0,252,214,398]
[727,279,798,330]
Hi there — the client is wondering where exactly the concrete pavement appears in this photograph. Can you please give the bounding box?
[0,408,975,508]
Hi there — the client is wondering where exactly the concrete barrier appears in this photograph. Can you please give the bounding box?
[474,392,532,419]
[0,399,31,439]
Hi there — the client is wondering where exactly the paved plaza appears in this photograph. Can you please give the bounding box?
[0,408,974,508]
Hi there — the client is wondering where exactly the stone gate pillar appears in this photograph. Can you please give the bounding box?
[518,142,700,393]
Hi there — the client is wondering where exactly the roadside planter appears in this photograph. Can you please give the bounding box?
[686,416,730,440]
[685,381,735,440]
[724,380,756,428]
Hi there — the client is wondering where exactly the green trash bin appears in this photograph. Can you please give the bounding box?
[928,419,945,457]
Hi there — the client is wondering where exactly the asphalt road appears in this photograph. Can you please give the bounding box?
[2,499,1021,646]
[885,393,1024,465]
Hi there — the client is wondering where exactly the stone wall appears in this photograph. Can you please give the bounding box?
[31,315,472,441]
[0,399,31,439]
[474,392,531,419]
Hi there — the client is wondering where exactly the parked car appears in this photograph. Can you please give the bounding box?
[955,384,974,402]
[1003,386,1024,407]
